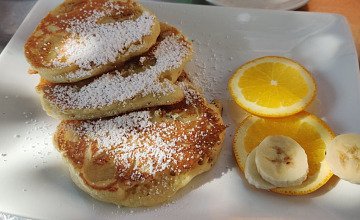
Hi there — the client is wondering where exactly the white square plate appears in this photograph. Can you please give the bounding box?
[0,1,359,219]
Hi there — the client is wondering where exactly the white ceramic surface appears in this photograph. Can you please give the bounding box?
[0,1,359,219]
[206,0,308,10]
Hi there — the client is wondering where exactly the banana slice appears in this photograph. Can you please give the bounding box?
[255,135,308,187]
[245,148,275,190]
[325,133,360,184]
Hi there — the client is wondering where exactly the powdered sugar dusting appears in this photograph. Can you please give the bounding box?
[51,7,155,69]
[77,110,182,180]
[82,111,153,149]
[46,35,191,109]
[64,82,224,182]
[65,69,93,80]
[179,81,201,105]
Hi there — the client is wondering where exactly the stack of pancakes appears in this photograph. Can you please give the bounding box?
[24,0,225,207]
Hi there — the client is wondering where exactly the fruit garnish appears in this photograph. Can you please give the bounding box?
[233,112,335,195]
[255,135,308,187]
[228,56,316,117]
[245,148,275,190]
[325,133,360,184]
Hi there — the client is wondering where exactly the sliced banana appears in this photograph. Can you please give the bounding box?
[325,133,360,184]
[245,148,275,190]
[255,135,308,187]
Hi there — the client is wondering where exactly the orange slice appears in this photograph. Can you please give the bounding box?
[228,56,316,117]
[233,112,335,195]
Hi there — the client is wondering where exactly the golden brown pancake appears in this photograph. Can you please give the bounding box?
[53,76,226,207]
[25,0,160,83]
[36,23,193,120]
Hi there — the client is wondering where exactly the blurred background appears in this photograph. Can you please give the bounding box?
[0,0,37,52]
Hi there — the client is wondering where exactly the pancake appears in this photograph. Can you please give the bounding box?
[36,23,193,120]
[25,0,160,83]
[53,76,226,207]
